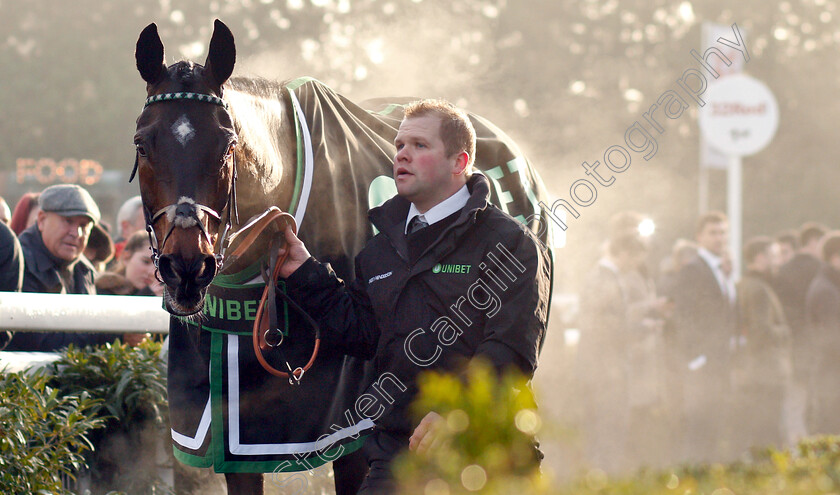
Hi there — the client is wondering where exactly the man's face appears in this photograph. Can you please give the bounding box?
[393,115,466,212]
[696,221,728,257]
[37,211,93,262]
[777,241,795,265]
[124,208,147,238]
[751,249,771,275]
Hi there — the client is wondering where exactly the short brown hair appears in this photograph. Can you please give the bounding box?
[821,231,840,262]
[608,233,647,257]
[123,230,151,258]
[695,211,728,236]
[608,210,645,240]
[743,236,772,264]
[775,230,798,250]
[799,222,829,247]
[403,99,476,173]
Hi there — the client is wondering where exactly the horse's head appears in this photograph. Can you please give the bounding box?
[133,20,237,316]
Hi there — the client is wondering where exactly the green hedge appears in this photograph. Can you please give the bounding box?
[0,339,171,495]
[0,369,104,494]
[50,340,171,494]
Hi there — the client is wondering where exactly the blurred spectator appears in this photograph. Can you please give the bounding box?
[773,230,798,274]
[0,197,11,225]
[578,231,650,473]
[84,221,115,272]
[775,222,828,367]
[9,192,40,235]
[658,238,699,300]
[113,195,145,260]
[96,231,160,297]
[96,231,161,346]
[0,220,24,349]
[804,231,840,435]
[774,222,828,442]
[670,211,737,462]
[732,236,792,453]
[6,185,117,351]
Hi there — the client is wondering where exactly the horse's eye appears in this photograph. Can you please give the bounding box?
[226,143,236,158]
[136,144,147,157]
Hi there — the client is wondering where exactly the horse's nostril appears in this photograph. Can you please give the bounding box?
[158,255,181,287]
[196,255,218,286]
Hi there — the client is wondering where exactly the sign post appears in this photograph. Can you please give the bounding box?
[699,74,779,277]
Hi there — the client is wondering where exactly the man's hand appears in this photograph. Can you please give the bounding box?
[277,225,312,278]
[408,411,444,454]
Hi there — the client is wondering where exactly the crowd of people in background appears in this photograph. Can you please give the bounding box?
[0,185,160,351]
[577,210,840,472]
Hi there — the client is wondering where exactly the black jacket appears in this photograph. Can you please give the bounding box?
[285,174,552,436]
[0,221,23,293]
[0,222,23,349]
[670,255,736,375]
[7,225,113,351]
[805,266,840,365]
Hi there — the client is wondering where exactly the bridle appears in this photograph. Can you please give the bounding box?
[129,92,238,274]
[131,91,319,385]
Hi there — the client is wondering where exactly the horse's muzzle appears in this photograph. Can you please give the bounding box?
[158,253,217,315]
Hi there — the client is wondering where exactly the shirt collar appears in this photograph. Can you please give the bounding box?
[405,184,470,234]
[697,247,722,268]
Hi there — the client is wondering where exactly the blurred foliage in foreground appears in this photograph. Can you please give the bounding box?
[0,368,105,494]
[394,361,551,494]
[0,339,172,494]
[556,436,840,495]
[50,339,172,494]
[394,360,840,495]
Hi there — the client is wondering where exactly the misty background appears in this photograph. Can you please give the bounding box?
[2,0,838,484]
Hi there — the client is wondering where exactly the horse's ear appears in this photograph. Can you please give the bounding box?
[136,23,166,85]
[205,19,236,90]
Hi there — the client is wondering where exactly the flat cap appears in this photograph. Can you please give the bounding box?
[39,184,101,224]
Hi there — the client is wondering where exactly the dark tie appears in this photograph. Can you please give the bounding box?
[407,216,428,234]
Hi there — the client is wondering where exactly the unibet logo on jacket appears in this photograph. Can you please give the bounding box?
[432,263,472,274]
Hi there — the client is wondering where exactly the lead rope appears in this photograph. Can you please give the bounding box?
[251,221,321,385]
[223,208,319,384]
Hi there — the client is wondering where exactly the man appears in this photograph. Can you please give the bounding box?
[805,231,840,435]
[732,237,792,452]
[113,195,145,261]
[774,223,828,376]
[773,230,798,274]
[577,231,656,472]
[0,220,24,349]
[6,184,115,351]
[278,99,552,492]
[670,211,737,462]
[774,222,828,441]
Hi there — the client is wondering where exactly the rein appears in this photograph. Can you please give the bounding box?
[133,92,319,384]
[223,208,321,385]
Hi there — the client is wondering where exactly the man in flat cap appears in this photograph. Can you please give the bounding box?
[7,184,117,351]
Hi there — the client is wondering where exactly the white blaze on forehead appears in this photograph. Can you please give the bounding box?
[171,115,196,146]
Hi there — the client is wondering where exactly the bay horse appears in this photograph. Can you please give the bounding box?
[134,20,554,495]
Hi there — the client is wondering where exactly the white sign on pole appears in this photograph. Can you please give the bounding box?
[700,22,747,171]
[699,74,779,157]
